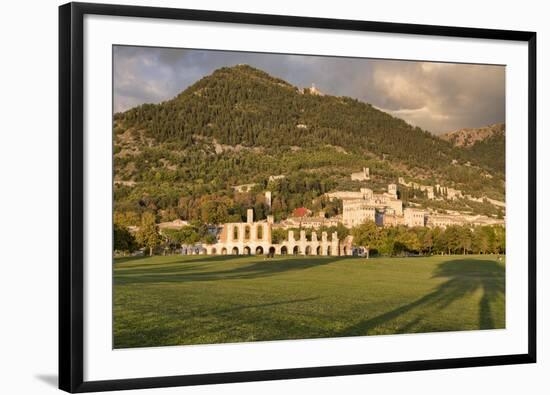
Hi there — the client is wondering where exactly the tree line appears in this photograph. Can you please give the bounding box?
[116,211,505,258]
[352,221,505,257]
[114,212,217,256]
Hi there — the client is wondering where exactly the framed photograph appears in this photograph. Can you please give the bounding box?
[59,2,537,392]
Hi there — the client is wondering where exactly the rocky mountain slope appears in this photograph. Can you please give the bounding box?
[440,123,505,173]
[441,123,504,147]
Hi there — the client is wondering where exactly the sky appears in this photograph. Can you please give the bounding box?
[114,45,505,135]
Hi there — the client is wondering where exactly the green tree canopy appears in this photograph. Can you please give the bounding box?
[135,212,161,256]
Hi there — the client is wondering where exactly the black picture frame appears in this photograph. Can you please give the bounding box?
[59,2,537,393]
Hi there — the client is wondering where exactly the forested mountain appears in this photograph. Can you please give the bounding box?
[113,65,505,225]
[117,65,479,171]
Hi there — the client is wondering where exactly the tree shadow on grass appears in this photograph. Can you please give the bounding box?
[113,255,151,264]
[114,256,347,284]
[114,296,320,349]
[335,258,505,336]
[115,255,245,269]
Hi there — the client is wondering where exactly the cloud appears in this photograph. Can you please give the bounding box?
[360,60,505,133]
[113,46,505,134]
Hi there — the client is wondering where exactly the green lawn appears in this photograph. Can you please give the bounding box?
[113,254,505,348]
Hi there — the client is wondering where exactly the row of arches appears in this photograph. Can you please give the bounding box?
[210,245,345,256]
[212,246,276,255]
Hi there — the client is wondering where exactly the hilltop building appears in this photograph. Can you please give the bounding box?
[232,183,257,193]
[309,83,325,96]
[268,175,285,182]
[351,167,370,181]
[158,218,189,230]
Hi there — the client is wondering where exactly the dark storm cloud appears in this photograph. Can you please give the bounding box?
[113,46,505,134]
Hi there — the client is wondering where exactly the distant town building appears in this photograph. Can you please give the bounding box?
[292,207,311,217]
[351,167,370,181]
[340,184,403,227]
[399,178,447,201]
[278,215,340,230]
[388,183,398,199]
[343,201,377,227]
[158,218,189,230]
[426,212,504,229]
[309,83,325,96]
[232,183,257,193]
[268,175,285,182]
[446,188,463,200]
[404,208,427,227]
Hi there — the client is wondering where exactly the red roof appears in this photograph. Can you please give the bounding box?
[292,207,310,217]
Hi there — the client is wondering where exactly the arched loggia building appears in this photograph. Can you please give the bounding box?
[203,209,351,257]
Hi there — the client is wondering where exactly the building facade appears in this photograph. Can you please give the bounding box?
[203,209,349,256]
[404,208,427,227]
[351,167,370,181]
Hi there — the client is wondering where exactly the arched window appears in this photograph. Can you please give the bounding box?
[244,225,251,240]
[257,225,264,240]
[233,226,239,241]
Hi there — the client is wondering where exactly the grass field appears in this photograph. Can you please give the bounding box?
[113,254,505,348]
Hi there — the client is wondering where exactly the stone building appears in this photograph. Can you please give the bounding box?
[398,178,435,200]
[339,184,403,228]
[426,187,435,200]
[232,183,257,193]
[343,200,376,227]
[446,188,463,200]
[426,214,464,228]
[388,183,398,199]
[351,167,370,181]
[426,213,505,229]
[268,175,285,182]
[383,213,405,227]
[404,208,427,227]
[203,209,347,256]
[278,215,340,229]
[158,218,189,230]
[326,189,368,201]
[309,83,325,96]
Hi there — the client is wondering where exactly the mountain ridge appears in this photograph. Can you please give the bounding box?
[440,123,505,147]
[439,123,505,173]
